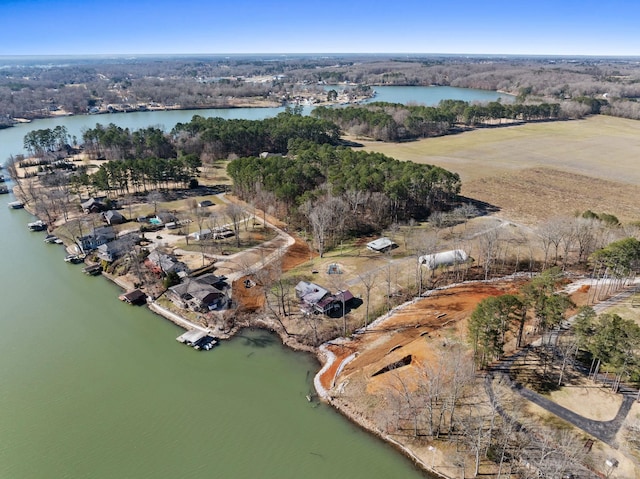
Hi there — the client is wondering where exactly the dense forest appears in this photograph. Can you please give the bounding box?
[3,55,640,128]
[170,110,340,159]
[227,141,461,254]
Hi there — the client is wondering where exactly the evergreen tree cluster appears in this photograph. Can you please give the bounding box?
[71,154,201,195]
[171,109,341,159]
[312,100,562,141]
[227,140,461,227]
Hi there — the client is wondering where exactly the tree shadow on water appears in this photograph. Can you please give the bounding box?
[237,332,277,348]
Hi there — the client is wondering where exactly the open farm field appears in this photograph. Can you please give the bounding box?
[357,116,640,223]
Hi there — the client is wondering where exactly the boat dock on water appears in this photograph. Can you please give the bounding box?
[119,289,147,305]
[64,253,85,264]
[82,264,103,276]
[176,329,218,351]
[27,220,47,231]
[44,234,61,244]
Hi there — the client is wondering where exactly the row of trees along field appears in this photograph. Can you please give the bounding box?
[71,156,202,196]
[227,140,461,255]
[312,100,562,141]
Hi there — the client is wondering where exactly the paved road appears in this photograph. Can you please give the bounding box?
[486,282,640,447]
[488,368,635,445]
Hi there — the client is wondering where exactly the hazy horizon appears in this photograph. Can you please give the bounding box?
[2,0,639,57]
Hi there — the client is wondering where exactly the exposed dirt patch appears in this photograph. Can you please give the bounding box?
[232,276,265,313]
[282,235,315,272]
[323,281,523,393]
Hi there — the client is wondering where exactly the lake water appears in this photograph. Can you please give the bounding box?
[364,85,512,105]
[0,86,502,478]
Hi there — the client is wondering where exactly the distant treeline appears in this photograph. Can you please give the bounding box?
[4,55,640,122]
[312,100,562,141]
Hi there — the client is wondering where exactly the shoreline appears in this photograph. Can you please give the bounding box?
[14,187,453,479]
[124,283,449,478]
[5,92,377,127]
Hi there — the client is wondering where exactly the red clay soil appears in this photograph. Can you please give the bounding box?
[282,235,316,272]
[330,280,524,392]
[232,234,314,312]
[232,276,266,312]
[320,343,360,391]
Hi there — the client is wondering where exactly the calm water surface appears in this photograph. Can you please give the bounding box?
[0,86,499,478]
[365,85,511,105]
[0,204,428,478]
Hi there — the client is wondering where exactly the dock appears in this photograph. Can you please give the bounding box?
[83,264,103,275]
[176,329,218,350]
[28,220,47,231]
[119,289,147,305]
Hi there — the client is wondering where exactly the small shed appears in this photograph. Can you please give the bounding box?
[366,237,398,253]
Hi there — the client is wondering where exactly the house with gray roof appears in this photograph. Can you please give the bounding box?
[103,210,126,225]
[81,197,106,214]
[295,280,354,316]
[145,250,188,276]
[167,275,229,312]
[95,234,138,262]
[77,226,116,253]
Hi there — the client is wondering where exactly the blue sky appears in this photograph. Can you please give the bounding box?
[1,0,639,56]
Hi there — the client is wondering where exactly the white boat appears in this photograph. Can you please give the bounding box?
[64,254,84,264]
[8,201,24,209]
[27,220,47,231]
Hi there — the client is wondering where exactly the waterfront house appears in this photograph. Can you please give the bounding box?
[167,274,229,312]
[77,226,116,253]
[294,280,354,316]
[145,250,188,276]
[96,236,134,262]
[192,273,228,290]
